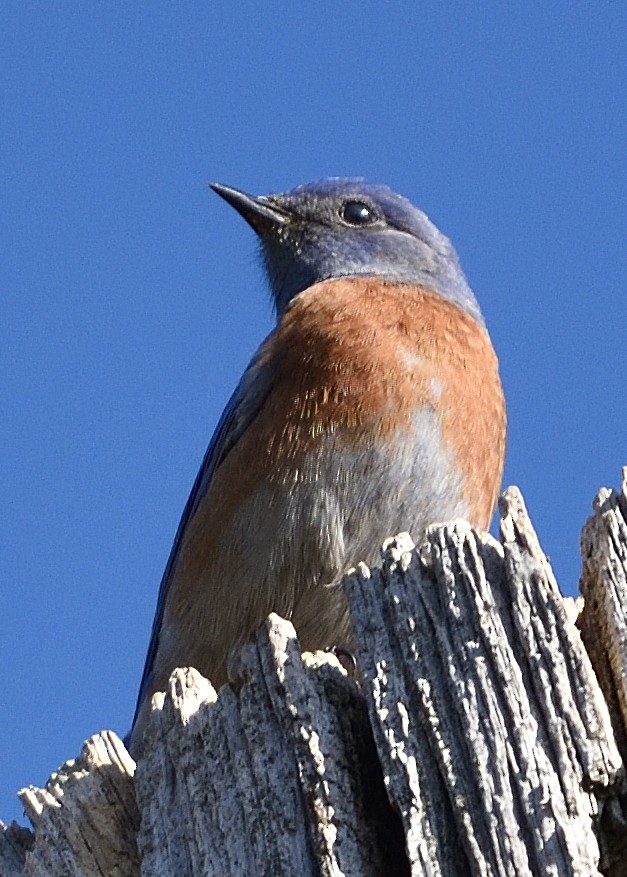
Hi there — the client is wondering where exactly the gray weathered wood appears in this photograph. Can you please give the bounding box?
[343,487,622,876]
[134,617,403,877]
[0,822,32,877]
[579,467,627,874]
[580,467,627,757]
[17,732,138,877]
[2,480,627,877]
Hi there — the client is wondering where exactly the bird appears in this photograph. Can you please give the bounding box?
[127,178,506,756]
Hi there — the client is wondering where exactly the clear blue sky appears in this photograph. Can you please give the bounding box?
[2,3,626,825]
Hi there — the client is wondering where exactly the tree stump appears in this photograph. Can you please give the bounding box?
[2,476,627,877]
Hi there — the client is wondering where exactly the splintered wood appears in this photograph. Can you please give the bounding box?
[344,490,622,876]
[2,479,627,877]
[9,732,138,877]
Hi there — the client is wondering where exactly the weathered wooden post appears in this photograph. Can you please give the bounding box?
[2,477,627,876]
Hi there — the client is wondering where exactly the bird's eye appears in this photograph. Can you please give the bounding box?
[339,200,377,226]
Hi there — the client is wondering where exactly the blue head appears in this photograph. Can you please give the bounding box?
[211,179,483,324]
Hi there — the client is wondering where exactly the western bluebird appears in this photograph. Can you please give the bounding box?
[127,179,506,755]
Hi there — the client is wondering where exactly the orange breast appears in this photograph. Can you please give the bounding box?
[179,276,506,587]
[255,276,506,523]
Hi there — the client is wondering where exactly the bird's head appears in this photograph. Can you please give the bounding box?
[211,178,482,323]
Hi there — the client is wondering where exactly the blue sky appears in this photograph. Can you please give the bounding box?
[2,3,626,825]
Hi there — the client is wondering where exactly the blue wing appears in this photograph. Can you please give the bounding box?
[129,346,275,730]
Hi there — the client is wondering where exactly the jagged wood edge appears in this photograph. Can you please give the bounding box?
[253,615,406,876]
[134,665,313,877]
[17,731,138,877]
[343,531,470,877]
[134,617,403,877]
[579,468,627,759]
[578,467,627,874]
[343,487,622,877]
[6,479,627,877]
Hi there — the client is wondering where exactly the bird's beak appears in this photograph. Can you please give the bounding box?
[210,183,290,234]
